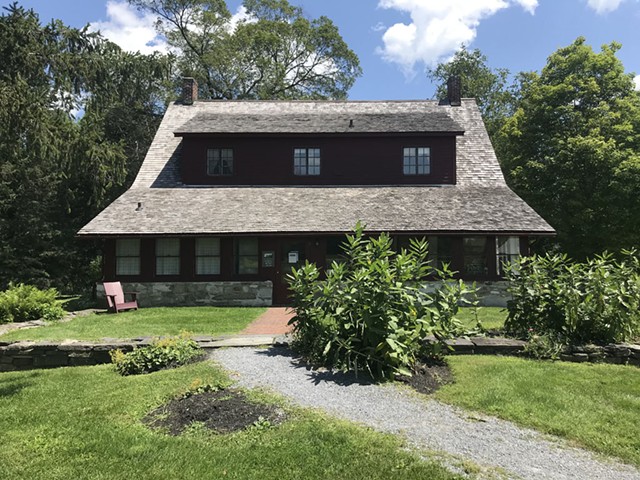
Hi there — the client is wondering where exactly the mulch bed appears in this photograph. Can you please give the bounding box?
[143,389,287,435]
[397,360,454,395]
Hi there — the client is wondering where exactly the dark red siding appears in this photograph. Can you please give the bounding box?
[180,135,457,186]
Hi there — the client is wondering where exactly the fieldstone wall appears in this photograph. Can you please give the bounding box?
[0,341,134,372]
[422,281,511,307]
[96,281,273,308]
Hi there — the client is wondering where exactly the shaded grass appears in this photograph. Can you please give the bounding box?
[436,355,640,466]
[0,362,459,480]
[0,307,266,342]
[457,307,507,332]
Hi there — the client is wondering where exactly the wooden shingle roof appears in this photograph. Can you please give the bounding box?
[78,98,555,237]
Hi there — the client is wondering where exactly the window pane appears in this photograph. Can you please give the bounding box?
[207,149,233,176]
[156,257,180,275]
[116,257,140,276]
[196,256,221,275]
[238,256,259,274]
[238,238,258,255]
[293,148,320,176]
[116,239,140,256]
[156,238,180,256]
[497,236,520,255]
[196,238,220,256]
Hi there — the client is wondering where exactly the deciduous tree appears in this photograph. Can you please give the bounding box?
[498,37,640,258]
[129,0,362,99]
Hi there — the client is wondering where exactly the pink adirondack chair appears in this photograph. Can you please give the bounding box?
[103,282,139,313]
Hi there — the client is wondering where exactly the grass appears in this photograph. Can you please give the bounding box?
[457,306,507,332]
[0,362,460,480]
[436,355,640,467]
[0,307,266,342]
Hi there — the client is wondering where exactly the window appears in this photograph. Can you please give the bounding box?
[207,148,233,176]
[234,238,259,275]
[116,239,140,276]
[156,238,180,275]
[427,236,453,270]
[196,238,220,275]
[496,236,520,276]
[463,237,488,276]
[403,147,431,175]
[294,148,320,176]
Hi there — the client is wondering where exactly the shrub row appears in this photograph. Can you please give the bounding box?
[0,283,65,324]
[505,250,640,346]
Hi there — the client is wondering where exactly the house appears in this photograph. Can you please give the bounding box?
[78,77,555,307]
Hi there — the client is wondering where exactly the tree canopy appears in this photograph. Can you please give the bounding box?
[129,0,362,99]
[498,37,640,258]
[427,46,513,138]
[0,4,171,290]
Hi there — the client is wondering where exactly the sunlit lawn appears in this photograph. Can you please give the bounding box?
[457,306,507,332]
[0,362,460,480]
[437,355,640,467]
[0,307,266,342]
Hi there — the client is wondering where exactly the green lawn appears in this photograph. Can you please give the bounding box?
[0,307,266,342]
[436,355,640,467]
[0,362,459,480]
[457,306,507,332]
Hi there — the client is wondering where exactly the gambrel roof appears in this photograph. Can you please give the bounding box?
[78,98,554,237]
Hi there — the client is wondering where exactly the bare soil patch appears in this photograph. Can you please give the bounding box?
[397,360,454,395]
[143,389,286,435]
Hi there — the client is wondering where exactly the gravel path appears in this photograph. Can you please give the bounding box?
[212,347,640,480]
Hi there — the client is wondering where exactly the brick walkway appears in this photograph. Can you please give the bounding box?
[241,307,295,335]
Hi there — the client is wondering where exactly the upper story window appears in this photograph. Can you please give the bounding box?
[156,238,180,275]
[403,147,430,175]
[294,148,320,176]
[207,148,233,176]
[116,239,140,276]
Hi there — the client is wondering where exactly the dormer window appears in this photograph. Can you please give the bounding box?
[294,148,320,176]
[403,147,430,175]
[207,148,233,176]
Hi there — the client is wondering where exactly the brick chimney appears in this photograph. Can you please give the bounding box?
[182,77,198,105]
[447,76,461,106]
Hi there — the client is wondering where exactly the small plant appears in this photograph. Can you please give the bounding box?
[523,334,565,360]
[182,378,220,398]
[287,223,475,379]
[110,334,204,375]
[0,282,65,324]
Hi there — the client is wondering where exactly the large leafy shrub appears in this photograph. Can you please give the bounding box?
[110,335,205,375]
[287,225,475,379]
[0,283,65,324]
[505,250,640,345]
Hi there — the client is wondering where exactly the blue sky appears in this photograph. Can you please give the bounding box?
[13,0,640,100]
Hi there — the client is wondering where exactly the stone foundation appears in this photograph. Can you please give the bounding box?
[96,281,273,308]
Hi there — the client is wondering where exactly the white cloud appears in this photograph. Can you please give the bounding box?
[634,75,640,91]
[89,1,168,54]
[586,0,626,14]
[376,0,538,77]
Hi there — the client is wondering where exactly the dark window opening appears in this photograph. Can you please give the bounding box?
[207,148,233,176]
[234,238,259,275]
[196,238,221,275]
[463,237,488,276]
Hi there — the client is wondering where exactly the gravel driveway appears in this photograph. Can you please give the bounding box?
[211,347,640,480]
